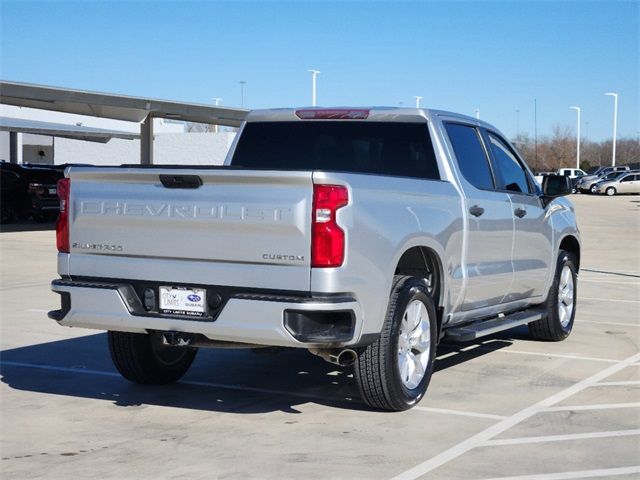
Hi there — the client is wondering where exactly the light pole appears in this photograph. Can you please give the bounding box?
[309,70,320,106]
[569,106,580,169]
[239,81,246,107]
[474,109,480,119]
[605,92,618,166]
[212,98,223,133]
[414,96,422,108]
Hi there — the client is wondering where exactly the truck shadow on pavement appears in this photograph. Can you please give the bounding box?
[0,329,521,413]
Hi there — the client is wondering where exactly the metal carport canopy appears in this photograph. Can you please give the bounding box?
[0,80,249,164]
[0,117,139,143]
[0,80,249,126]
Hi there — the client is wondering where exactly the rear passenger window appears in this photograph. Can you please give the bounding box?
[487,133,532,194]
[444,123,494,190]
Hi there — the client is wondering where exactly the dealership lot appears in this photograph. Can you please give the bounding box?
[1,194,638,480]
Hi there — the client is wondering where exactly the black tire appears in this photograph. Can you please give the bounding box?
[354,275,437,411]
[606,187,616,196]
[108,331,197,384]
[529,250,577,341]
[590,185,598,194]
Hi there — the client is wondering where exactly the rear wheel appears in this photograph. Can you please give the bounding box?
[354,275,437,411]
[590,185,598,194]
[606,187,617,196]
[108,331,197,384]
[529,250,577,341]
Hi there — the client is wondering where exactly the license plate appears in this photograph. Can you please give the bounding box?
[159,286,206,317]
[49,188,57,195]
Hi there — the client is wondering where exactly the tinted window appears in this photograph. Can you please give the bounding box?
[620,175,635,182]
[232,122,440,180]
[444,123,494,190]
[487,133,531,193]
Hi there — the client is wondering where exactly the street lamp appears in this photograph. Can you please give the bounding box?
[414,96,422,108]
[309,70,320,106]
[212,98,223,133]
[569,106,580,169]
[474,109,480,119]
[605,92,618,166]
[239,81,246,107]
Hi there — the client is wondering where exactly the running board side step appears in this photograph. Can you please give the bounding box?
[443,308,545,342]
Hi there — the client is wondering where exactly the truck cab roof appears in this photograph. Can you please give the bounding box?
[245,107,493,129]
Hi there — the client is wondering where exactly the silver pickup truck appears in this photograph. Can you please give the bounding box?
[50,107,580,411]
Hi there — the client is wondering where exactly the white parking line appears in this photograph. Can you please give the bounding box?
[388,352,640,480]
[478,346,619,364]
[592,380,640,387]
[580,320,640,327]
[26,309,49,313]
[544,402,640,412]
[580,278,639,285]
[482,429,640,447]
[413,406,506,421]
[579,296,640,304]
[480,465,640,480]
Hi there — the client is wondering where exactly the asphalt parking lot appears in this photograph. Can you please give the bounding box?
[1,194,638,480]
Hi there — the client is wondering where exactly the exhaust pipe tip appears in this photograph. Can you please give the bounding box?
[329,349,357,367]
[310,348,358,367]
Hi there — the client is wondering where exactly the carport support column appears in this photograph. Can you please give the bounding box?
[140,116,153,165]
[9,132,18,164]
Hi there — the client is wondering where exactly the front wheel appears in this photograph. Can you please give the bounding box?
[606,187,617,196]
[354,276,437,411]
[590,185,598,194]
[529,250,577,341]
[108,331,197,384]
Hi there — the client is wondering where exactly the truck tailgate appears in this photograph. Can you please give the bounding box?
[66,167,313,291]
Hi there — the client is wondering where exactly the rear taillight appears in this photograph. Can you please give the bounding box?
[56,178,70,253]
[311,184,348,268]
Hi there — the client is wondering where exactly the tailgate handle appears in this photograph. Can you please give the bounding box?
[159,175,203,189]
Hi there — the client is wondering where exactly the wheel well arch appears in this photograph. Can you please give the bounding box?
[394,246,444,307]
[559,235,580,272]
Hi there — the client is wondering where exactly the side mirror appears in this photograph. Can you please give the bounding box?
[541,175,572,203]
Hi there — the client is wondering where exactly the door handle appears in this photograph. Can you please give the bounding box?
[514,207,527,218]
[469,205,485,217]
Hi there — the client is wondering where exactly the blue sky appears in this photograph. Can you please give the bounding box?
[1,0,638,140]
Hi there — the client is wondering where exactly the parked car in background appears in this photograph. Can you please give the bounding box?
[1,164,30,223]
[578,165,630,186]
[534,171,556,185]
[593,171,640,196]
[557,168,586,179]
[578,170,629,194]
[0,161,64,223]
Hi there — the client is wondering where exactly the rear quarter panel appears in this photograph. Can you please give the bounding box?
[311,171,464,335]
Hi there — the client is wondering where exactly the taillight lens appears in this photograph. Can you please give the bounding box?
[311,184,348,268]
[56,178,70,253]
